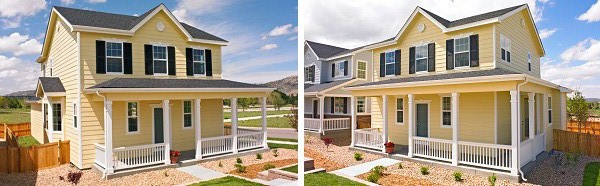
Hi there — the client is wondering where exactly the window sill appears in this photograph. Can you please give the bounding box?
[182,126,193,130]
[52,131,62,134]
[441,125,452,129]
[395,122,404,125]
[384,74,396,77]
[106,72,125,75]
[193,74,207,77]
[126,131,140,135]
[416,71,428,74]
[154,73,168,76]
[454,66,470,70]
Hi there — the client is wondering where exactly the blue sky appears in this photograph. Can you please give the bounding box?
[0,0,298,95]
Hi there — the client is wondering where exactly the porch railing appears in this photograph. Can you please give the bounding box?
[304,118,320,131]
[201,135,234,156]
[94,143,106,168]
[323,118,350,131]
[458,141,513,171]
[112,143,166,170]
[412,137,453,162]
[354,128,384,150]
[238,131,264,151]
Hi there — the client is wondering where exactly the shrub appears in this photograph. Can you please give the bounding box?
[367,172,381,183]
[488,174,497,186]
[164,170,169,177]
[273,149,279,157]
[256,153,263,160]
[322,137,333,150]
[263,163,276,170]
[397,163,403,169]
[218,162,223,167]
[60,171,82,184]
[370,165,386,176]
[453,171,463,182]
[354,152,363,161]
[235,163,247,173]
[420,166,429,175]
[236,157,243,164]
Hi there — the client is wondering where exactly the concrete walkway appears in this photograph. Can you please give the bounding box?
[266,140,297,145]
[176,165,225,181]
[332,158,401,177]
[223,114,291,122]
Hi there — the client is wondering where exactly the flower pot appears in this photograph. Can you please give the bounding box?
[170,157,179,164]
[385,146,394,153]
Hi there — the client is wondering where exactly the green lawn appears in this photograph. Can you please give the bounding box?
[281,165,298,173]
[0,108,30,124]
[305,172,366,186]
[17,135,40,147]
[268,143,297,150]
[238,117,293,128]
[584,162,600,186]
[189,176,264,186]
[224,110,291,119]
[267,137,298,142]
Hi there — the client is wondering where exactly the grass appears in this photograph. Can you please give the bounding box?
[281,165,298,173]
[268,143,297,150]
[305,172,366,186]
[188,176,263,186]
[267,137,298,142]
[236,117,293,128]
[0,108,30,124]
[17,135,40,147]
[583,162,600,186]
[223,110,291,119]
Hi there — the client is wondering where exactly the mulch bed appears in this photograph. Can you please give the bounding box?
[228,158,297,179]
[304,148,346,171]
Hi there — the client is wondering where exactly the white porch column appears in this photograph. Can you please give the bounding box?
[162,100,171,165]
[528,92,536,160]
[104,100,114,173]
[261,97,268,148]
[231,98,239,153]
[319,96,325,134]
[510,90,519,175]
[194,99,202,159]
[451,92,460,166]
[47,101,54,142]
[382,95,389,153]
[407,94,414,158]
[350,96,356,147]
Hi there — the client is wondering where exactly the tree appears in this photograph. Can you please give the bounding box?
[567,91,590,137]
[268,91,286,111]
[286,109,298,132]
[237,98,254,111]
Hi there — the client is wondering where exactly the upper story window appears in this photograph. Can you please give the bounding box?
[527,52,532,71]
[183,101,193,129]
[442,96,451,127]
[357,97,365,113]
[106,42,124,73]
[153,46,168,75]
[192,49,206,75]
[305,65,315,82]
[334,61,345,77]
[501,35,511,62]
[454,37,470,68]
[384,52,395,76]
[127,102,139,134]
[415,45,428,72]
[52,103,62,132]
[357,61,367,79]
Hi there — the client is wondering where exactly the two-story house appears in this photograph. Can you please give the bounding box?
[338,4,570,180]
[29,4,273,177]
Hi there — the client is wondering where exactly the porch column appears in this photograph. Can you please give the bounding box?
[382,95,389,153]
[231,98,239,153]
[510,90,519,175]
[261,97,268,148]
[47,100,54,142]
[528,92,536,160]
[194,99,202,159]
[407,94,414,158]
[451,92,460,166]
[350,96,356,147]
[104,100,114,173]
[162,100,171,165]
[319,96,324,134]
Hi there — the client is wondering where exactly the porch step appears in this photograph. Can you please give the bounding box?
[176,165,225,180]
[332,158,400,177]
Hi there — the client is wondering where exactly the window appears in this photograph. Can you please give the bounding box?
[153,46,168,74]
[357,61,366,79]
[192,49,206,75]
[335,61,345,77]
[304,66,314,82]
[501,35,511,62]
[334,97,345,114]
[396,98,404,123]
[127,102,139,134]
[183,101,193,129]
[548,96,552,125]
[73,103,78,129]
[454,37,470,68]
[357,97,365,113]
[528,52,532,71]
[106,42,123,73]
[384,51,395,76]
[52,103,61,131]
[442,97,451,127]
[43,104,48,129]
[415,45,428,72]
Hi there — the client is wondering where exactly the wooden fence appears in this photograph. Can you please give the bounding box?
[4,126,18,147]
[0,140,69,173]
[0,123,31,139]
[553,129,600,157]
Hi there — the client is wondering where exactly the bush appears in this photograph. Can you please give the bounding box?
[488,174,497,186]
[398,163,403,169]
[273,149,279,157]
[322,137,333,149]
[367,172,381,183]
[371,165,386,176]
[263,163,276,170]
[256,153,263,160]
[58,171,82,185]
[420,166,429,175]
[218,162,223,167]
[236,157,243,164]
[354,152,363,161]
[453,171,463,182]
[235,163,247,173]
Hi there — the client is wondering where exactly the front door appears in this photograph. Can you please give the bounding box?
[313,100,318,118]
[153,108,164,144]
[416,103,428,137]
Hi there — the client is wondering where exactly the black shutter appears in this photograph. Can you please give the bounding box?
[507,51,511,63]
[343,97,348,114]
[123,42,132,74]
[144,44,153,75]
[310,65,315,82]
[343,61,348,76]
[206,49,213,76]
[331,63,335,78]
[330,98,334,113]
[470,34,479,67]
[167,46,176,75]
[394,50,401,75]
[409,47,416,74]
[446,39,454,70]
[186,48,193,76]
[379,53,385,77]
[428,43,435,72]
[96,40,106,74]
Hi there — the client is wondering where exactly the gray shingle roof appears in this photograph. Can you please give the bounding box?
[349,69,520,88]
[420,4,524,28]
[39,77,66,92]
[88,78,270,89]
[305,79,355,93]
[306,40,348,59]
[53,5,227,42]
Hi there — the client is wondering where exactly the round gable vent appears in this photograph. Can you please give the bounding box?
[156,22,165,32]
[418,23,425,32]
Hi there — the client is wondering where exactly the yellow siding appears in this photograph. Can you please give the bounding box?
[30,103,46,143]
[495,10,542,77]
[200,99,225,138]
[496,91,511,145]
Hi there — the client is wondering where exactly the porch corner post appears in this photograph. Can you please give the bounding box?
[104,100,114,174]
[194,99,202,160]
[261,97,268,149]
[350,96,356,147]
[451,92,459,166]
[48,100,54,142]
[231,98,239,153]
[528,92,536,161]
[382,95,389,153]
[162,100,171,165]
[319,96,324,135]
[510,90,519,175]
[407,94,414,158]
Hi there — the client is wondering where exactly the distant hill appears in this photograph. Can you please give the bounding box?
[4,90,35,97]
[587,98,600,103]
[263,76,298,95]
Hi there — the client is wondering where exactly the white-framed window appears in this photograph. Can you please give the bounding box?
[396,97,404,124]
[52,103,62,132]
[501,35,511,62]
[73,103,78,129]
[335,61,345,77]
[334,97,345,114]
[192,49,206,75]
[527,52,532,71]
[441,96,452,127]
[183,101,193,129]
[305,65,314,82]
[357,97,365,113]
[153,45,168,75]
[357,61,367,79]
[415,45,428,72]
[384,51,395,76]
[548,96,552,125]
[127,102,139,134]
[454,37,470,68]
[106,42,124,73]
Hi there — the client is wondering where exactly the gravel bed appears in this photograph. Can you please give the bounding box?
[228,159,298,179]
[305,148,346,171]
[525,151,600,186]
[200,148,297,173]
[304,136,383,168]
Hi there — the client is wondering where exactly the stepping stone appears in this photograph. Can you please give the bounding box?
[176,165,225,180]
[333,158,400,177]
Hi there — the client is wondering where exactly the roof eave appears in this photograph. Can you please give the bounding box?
[344,74,527,91]
[85,87,275,94]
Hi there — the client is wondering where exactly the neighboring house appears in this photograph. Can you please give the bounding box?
[30,4,273,177]
[303,41,372,135]
[339,4,570,179]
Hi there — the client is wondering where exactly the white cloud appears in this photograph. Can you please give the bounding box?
[538,0,550,3]
[560,38,600,62]
[288,36,298,41]
[262,24,298,39]
[538,28,557,39]
[172,0,232,26]
[0,0,46,28]
[0,56,39,95]
[578,0,600,22]
[223,70,297,84]
[0,33,43,56]
[86,0,107,3]
[259,44,278,51]
[61,0,75,5]
[223,51,297,75]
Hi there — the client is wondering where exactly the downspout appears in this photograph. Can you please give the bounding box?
[516,78,528,181]
[95,91,108,179]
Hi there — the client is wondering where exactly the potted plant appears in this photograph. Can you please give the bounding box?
[384,142,395,153]
[170,150,181,164]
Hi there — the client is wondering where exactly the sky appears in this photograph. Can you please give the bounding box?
[304,0,600,98]
[0,0,298,95]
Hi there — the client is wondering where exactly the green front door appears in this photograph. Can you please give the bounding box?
[416,103,428,137]
[154,108,164,144]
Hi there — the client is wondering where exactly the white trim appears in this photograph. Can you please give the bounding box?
[357,60,367,80]
[440,96,452,129]
[51,102,63,132]
[383,50,396,77]
[547,95,552,126]
[356,96,366,114]
[414,100,431,138]
[191,48,207,76]
[86,87,275,93]
[500,34,511,63]
[152,45,169,76]
[415,44,429,73]
[105,41,124,74]
[494,91,498,144]
[182,100,194,130]
[334,61,346,77]
[453,36,471,69]
[76,31,83,168]
[305,79,360,95]
[126,102,140,135]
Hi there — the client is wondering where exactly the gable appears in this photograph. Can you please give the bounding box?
[500,9,544,56]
